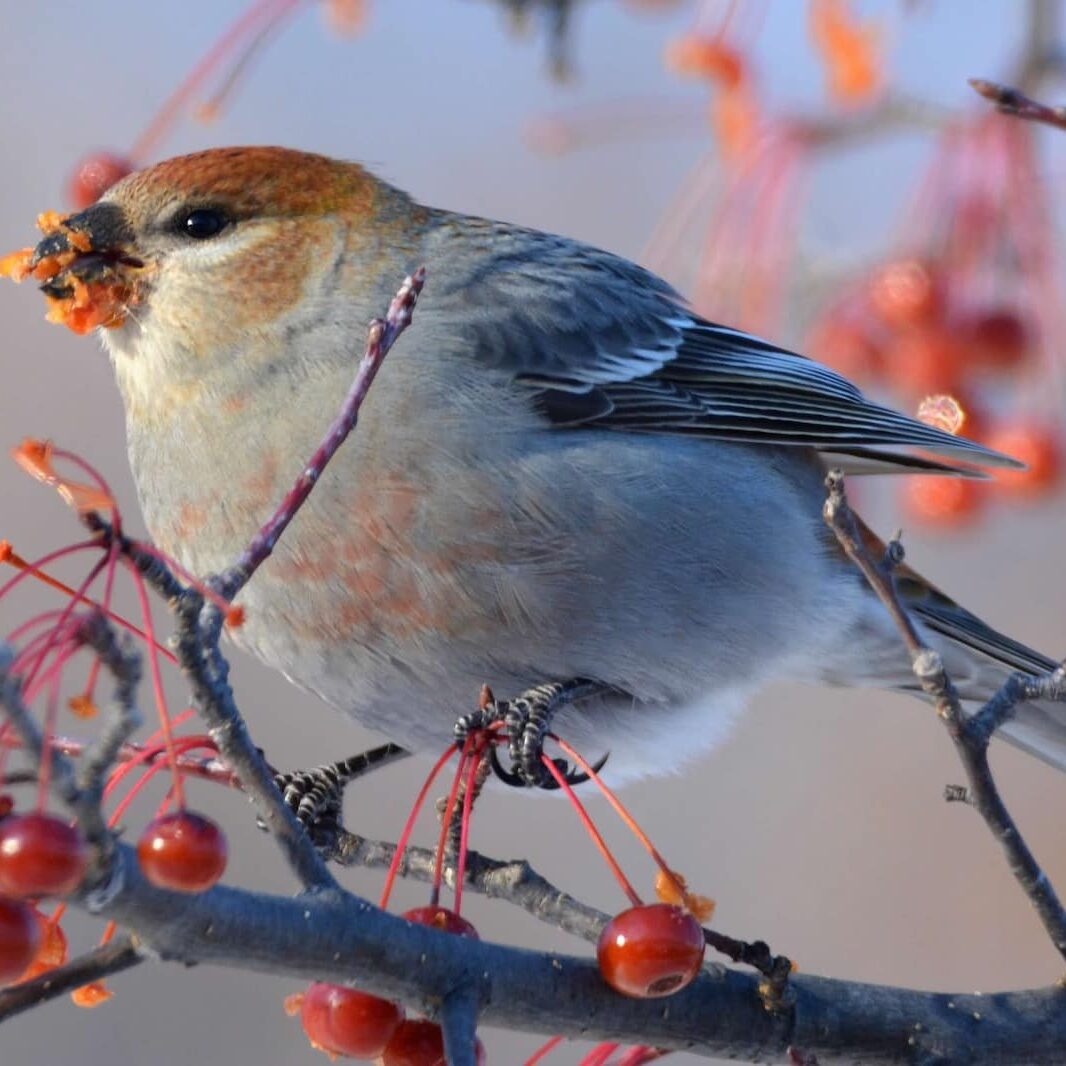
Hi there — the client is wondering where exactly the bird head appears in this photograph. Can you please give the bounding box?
[3,147,422,420]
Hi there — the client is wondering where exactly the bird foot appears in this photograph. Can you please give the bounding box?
[455,678,609,790]
[263,743,408,847]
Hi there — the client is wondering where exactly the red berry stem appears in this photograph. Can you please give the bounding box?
[0,541,102,607]
[129,0,304,163]
[524,1035,565,1065]
[105,737,215,828]
[40,447,117,519]
[616,1046,668,1065]
[540,755,642,908]
[578,1042,622,1066]
[379,742,458,911]
[430,736,474,908]
[553,736,688,903]
[16,555,108,696]
[0,543,178,664]
[125,559,185,809]
[102,718,201,802]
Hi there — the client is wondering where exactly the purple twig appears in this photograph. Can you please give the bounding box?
[217,267,426,600]
[970,77,1066,131]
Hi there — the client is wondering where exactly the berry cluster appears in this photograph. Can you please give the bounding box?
[810,112,1063,527]
[0,441,233,1002]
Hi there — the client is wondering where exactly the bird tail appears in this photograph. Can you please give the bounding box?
[846,518,1066,772]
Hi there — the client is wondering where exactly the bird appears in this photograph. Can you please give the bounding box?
[7,145,1064,787]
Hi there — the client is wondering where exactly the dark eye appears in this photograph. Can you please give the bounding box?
[179,208,229,240]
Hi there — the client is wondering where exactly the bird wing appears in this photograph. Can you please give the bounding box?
[427,220,1018,475]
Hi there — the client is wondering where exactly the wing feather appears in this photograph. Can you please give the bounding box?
[426,219,1020,475]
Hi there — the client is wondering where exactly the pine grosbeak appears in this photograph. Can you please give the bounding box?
[8,146,1063,785]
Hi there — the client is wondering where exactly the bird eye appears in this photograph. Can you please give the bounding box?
[179,208,229,240]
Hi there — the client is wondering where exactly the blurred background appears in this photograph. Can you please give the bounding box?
[1,1,1065,1062]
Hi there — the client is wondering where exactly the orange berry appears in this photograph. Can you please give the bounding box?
[807,318,883,382]
[885,326,965,397]
[915,394,966,437]
[653,868,715,923]
[710,85,759,161]
[71,980,113,1008]
[869,260,942,329]
[665,36,745,87]
[984,422,1062,498]
[901,476,983,529]
[66,153,133,211]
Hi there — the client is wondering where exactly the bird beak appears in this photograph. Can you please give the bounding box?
[30,203,141,299]
[0,202,148,335]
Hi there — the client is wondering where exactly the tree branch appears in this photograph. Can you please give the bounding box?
[0,935,142,1023]
[970,77,1066,132]
[823,470,1066,965]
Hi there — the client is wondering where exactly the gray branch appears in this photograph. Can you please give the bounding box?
[48,840,1066,1063]
[824,470,1066,965]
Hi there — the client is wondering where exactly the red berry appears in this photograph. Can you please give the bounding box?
[0,814,88,898]
[381,1019,486,1066]
[885,326,965,397]
[901,476,983,529]
[137,811,227,893]
[402,906,478,939]
[596,903,705,999]
[985,422,1063,498]
[869,259,942,329]
[959,307,1032,370]
[0,897,41,985]
[807,318,883,382]
[66,152,134,210]
[299,982,403,1060]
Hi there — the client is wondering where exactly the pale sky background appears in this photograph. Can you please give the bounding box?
[1,2,1065,1064]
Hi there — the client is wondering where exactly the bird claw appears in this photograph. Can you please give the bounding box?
[260,764,346,847]
[460,678,610,790]
[259,743,408,847]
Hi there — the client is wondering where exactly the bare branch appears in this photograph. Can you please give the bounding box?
[440,983,482,1066]
[970,77,1066,131]
[173,594,338,892]
[331,834,610,943]
[823,470,1066,964]
[216,266,426,600]
[62,839,1066,1062]
[0,935,143,1023]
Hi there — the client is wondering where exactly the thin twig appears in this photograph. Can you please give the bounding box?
[0,647,78,810]
[0,935,143,1022]
[970,77,1066,132]
[823,470,1066,964]
[71,613,142,858]
[215,267,426,600]
[331,834,611,942]
[173,594,338,892]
